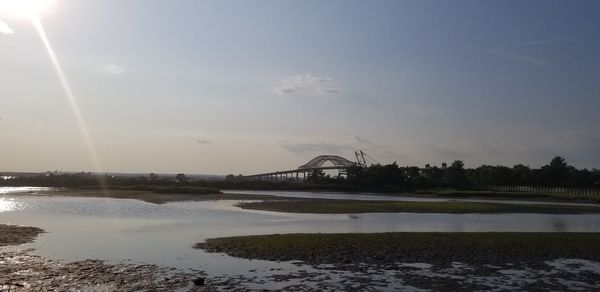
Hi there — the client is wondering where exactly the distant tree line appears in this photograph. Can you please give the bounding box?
[327,156,600,190]
[1,156,598,192]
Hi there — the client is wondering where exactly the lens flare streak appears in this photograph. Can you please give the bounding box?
[31,15,103,173]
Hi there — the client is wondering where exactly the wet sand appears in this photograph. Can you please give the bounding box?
[197,232,600,290]
[196,232,600,265]
[0,224,214,291]
[0,224,44,247]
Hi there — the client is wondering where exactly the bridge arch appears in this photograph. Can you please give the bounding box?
[298,155,357,170]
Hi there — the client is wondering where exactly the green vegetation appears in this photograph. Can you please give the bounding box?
[417,190,600,203]
[101,184,221,195]
[237,199,600,214]
[40,189,282,204]
[196,232,600,265]
[343,156,600,190]
[2,156,599,204]
[0,173,222,195]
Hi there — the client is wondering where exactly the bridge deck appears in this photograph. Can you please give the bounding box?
[245,166,349,178]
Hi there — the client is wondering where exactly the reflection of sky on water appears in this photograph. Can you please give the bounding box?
[0,198,18,212]
[0,186,51,194]
[1,187,600,286]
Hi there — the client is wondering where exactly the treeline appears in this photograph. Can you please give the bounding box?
[0,172,220,194]
[1,156,598,193]
[316,156,600,190]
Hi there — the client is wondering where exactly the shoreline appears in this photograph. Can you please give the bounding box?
[195,232,600,290]
[0,224,213,291]
[196,232,600,265]
[10,187,284,204]
[5,187,600,214]
[236,199,600,214]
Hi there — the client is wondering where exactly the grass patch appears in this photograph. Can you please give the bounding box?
[196,232,600,265]
[414,190,600,203]
[40,188,283,204]
[237,199,600,214]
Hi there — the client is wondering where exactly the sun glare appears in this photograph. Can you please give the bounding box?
[0,0,55,17]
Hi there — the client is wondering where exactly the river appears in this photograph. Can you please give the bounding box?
[2,187,600,290]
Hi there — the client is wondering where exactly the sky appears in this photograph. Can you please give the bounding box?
[1,0,599,174]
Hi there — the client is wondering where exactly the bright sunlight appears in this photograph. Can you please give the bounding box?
[0,0,55,17]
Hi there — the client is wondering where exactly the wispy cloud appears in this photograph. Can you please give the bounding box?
[196,139,212,145]
[102,64,125,75]
[497,38,578,49]
[282,136,398,163]
[0,21,13,35]
[282,141,353,155]
[468,38,578,65]
[274,73,342,95]
[487,48,548,65]
[355,136,373,145]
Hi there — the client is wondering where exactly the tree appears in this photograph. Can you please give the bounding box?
[540,156,570,186]
[445,160,469,188]
[175,173,188,183]
[306,169,326,182]
[512,164,532,185]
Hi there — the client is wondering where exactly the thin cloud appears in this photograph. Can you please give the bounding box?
[355,136,373,145]
[487,48,548,65]
[196,139,212,145]
[498,38,578,49]
[282,137,397,163]
[467,38,578,65]
[102,64,125,75]
[0,21,13,34]
[274,73,342,95]
[282,141,353,155]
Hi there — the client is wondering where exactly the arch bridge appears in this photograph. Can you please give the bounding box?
[245,154,361,181]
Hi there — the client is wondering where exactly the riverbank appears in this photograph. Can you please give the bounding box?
[198,233,600,290]
[196,232,600,265]
[0,224,44,247]
[0,224,213,291]
[13,188,283,204]
[237,199,600,214]
[415,189,600,204]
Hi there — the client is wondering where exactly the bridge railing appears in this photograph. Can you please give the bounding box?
[481,185,600,195]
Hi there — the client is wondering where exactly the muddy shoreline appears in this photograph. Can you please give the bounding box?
[197,232,600,265]
[196,232,600,290]
[237,199,600,214]
[16,188,284,204]
[0,224,44,247]
[0,224,213,291]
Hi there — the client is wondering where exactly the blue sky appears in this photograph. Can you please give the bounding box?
[1,0,599,174]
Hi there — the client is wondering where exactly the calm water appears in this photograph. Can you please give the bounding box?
[1,187,600,289]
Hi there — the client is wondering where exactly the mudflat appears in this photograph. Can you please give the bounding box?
[237,199,600,214]
[0,224,213,291]
[0,224,44,247]
[197,232,600,265]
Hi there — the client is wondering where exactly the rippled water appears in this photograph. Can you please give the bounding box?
[0,186,51,194]
[2,187,600,290]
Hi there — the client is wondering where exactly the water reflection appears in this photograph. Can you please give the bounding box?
[1,191,600,275]
[552,218,568,232]
[0,186,51,194]
[0,197,25,212]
